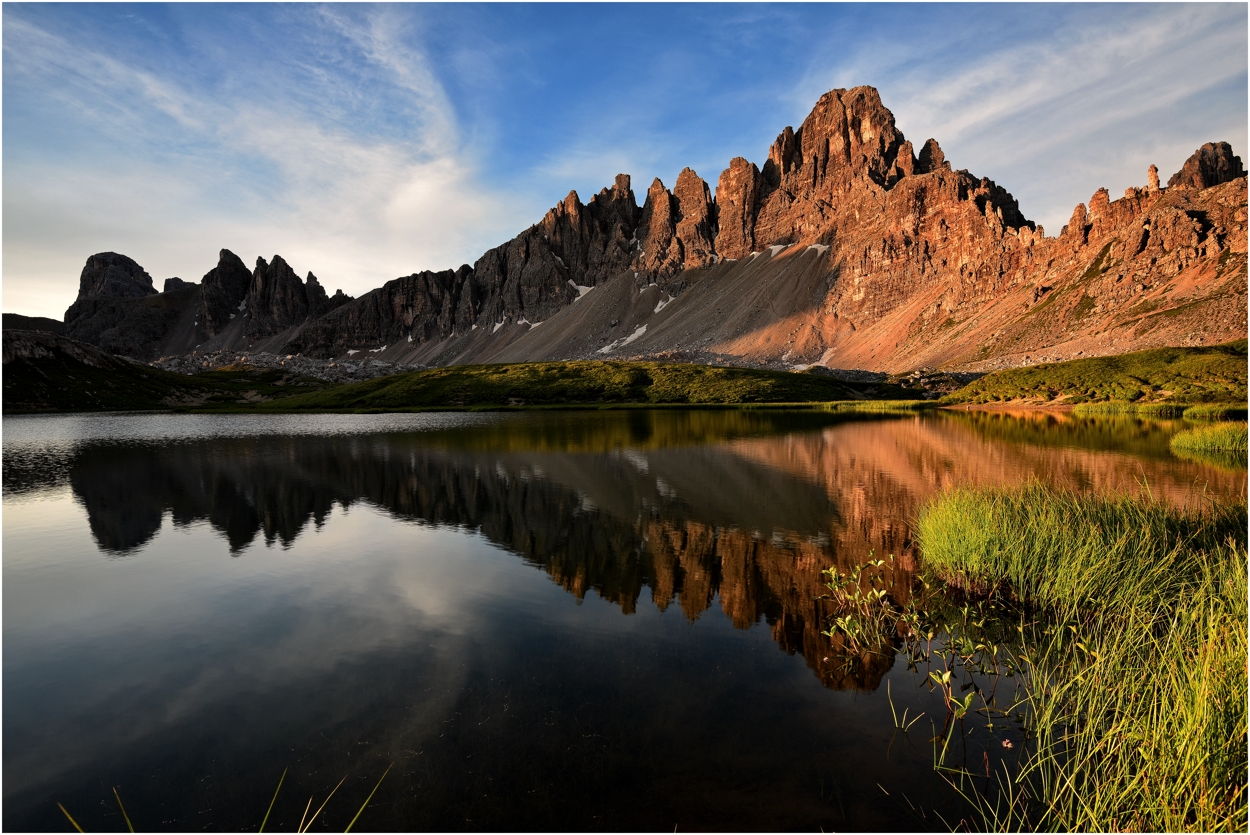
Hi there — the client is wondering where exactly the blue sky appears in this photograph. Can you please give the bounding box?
[4,3,1246,319]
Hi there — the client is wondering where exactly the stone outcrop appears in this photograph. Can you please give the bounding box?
[633,168,718,280]
[634,178,684,275]
[197,249,253,339]
[73,252,156,302]
[1167,141,1246,190]
[287,266,473,356]
[288,176,643,357]
[713,157,762,259]
[672,168,718,268]
[163,277,193,292]
[475,174,640,323]
[245,255,312,339]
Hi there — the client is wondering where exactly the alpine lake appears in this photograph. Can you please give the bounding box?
[3,408,1244,832]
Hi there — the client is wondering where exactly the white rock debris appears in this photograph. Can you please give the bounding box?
[598,324,647,354]
[151,349,424,383]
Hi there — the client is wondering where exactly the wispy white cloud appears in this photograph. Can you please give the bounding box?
[3,8,529,318]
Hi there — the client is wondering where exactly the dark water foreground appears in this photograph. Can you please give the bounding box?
[3,409,1242,832]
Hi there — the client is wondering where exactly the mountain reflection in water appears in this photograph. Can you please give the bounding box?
[60,409,1243,694]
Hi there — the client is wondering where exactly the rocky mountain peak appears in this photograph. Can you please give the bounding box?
[790,85,907,187]
[245,254,316,340]
[197,249,252,340]
[713,157,762,259]
[634,178,681,275]
[586,173,640,232]
[73,252,156,302]
[672,167,717,271]
[1168,141,1246,189]
[916,138,949,174]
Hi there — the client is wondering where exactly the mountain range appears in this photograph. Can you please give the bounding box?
[28,86,1250,374]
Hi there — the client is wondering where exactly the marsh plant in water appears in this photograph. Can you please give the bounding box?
[824,484,1250,832]
[1170,422,1249,471]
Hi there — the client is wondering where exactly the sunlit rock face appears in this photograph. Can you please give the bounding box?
[269,89,1248,371]
[1167,141,1246,190]
[53,85,1247,370]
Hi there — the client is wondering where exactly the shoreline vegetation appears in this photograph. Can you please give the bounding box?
[942,339,1247,407]
[911,484,1248,831]
[3,339,1245,417]
[1169,422,1250,470]
[242,360,927,412]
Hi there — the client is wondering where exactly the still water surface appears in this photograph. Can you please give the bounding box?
[4,409,1243,831]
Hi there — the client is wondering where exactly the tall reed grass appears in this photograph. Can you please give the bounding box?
[1072,401,1144,416]
[820,399,935,413]
[1073,401,1188,418]
[1183,403,1249,421]
[1171,422,1249,454]
[1170,423,1249,471]
[916,484,1248,831]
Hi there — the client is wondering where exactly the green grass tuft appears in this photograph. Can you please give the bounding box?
[1134,402,1188,418]
[1170,423,1248,474]
[916,483,1243,605]
[1073,401,1188,418]
[1182,402,1249,421]
[1071,401,1140,416]
[819,399,935,414]
[1171,422,1249,453]
[917,484,1248,831]
[1169,421,1249,471]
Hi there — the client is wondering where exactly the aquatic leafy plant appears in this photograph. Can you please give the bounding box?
[820,553,903,654]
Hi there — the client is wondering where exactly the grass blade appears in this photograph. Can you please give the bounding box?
[297,795,312,833]
[300,775,347,833]
[344,763,393,833]
[112,787,134,833]
[57,803,84,833]
[259,767,287,833]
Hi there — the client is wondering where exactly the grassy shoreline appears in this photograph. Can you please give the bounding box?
[944,339,1247,407]
[4,357,936,415]
[6,341,1245,417]
[214,399,940,415]
[915,484,1248,831]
